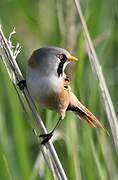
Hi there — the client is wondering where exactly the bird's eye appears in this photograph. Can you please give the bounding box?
[57,54,64,60]
[56,54,67,61]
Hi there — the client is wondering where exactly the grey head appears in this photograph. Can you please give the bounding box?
[29,46,77,77]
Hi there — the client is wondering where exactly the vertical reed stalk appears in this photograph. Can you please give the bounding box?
[74,0,118,154]
[0,26,67,180]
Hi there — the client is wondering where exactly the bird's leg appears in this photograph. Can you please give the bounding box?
[39,117,62,145]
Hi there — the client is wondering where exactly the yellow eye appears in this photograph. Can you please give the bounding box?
[57,54,64,60]
[56,54,67,61]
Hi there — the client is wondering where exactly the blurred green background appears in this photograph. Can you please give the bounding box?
[0,0,118,179]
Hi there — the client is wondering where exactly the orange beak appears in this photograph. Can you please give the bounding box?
[68,55,78,62]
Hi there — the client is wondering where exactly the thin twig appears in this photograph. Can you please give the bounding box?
[0,26,67,180]
[74,0,118,154]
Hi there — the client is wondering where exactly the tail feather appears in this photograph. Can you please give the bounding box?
[68,92,109,136]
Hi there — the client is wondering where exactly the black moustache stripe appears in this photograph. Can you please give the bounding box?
[57,59,66,77]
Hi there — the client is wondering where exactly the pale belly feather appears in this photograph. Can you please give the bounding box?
[26,68,64,110]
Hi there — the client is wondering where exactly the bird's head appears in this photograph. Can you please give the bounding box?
[28,47,78,77]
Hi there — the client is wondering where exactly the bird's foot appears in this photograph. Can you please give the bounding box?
[17,80,26,90]
[39,131,53,145]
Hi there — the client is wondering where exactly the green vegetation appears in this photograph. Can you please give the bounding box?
[0,0,118,179]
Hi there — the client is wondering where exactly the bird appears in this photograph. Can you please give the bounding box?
[26,47,109,144]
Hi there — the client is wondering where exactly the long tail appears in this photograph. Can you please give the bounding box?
[67,92,109,135]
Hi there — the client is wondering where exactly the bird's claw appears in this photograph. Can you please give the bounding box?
[39,131,53,145]
[17,80,26,90]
